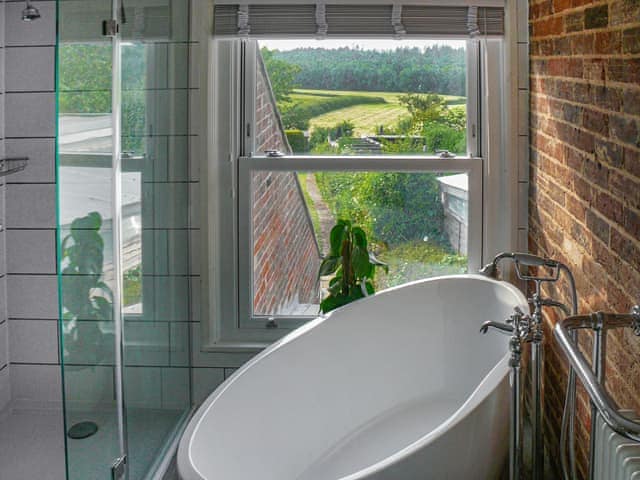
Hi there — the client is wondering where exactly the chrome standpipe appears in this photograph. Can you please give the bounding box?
[479,252,578,480]
[481,307,533,480]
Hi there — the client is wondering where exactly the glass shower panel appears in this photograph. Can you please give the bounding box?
[120,1,192,478]
[57,1,124,479]
[58,0,192,478]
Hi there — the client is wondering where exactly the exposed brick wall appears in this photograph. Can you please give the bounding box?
[529,0,640,477]
[252,52,320,315]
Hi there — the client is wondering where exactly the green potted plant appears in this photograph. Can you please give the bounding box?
[319,219,387,313]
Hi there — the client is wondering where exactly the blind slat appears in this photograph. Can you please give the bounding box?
[213,4,504,37]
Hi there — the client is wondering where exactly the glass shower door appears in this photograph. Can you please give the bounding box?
[58,0,192,478]
[57,0,127,478]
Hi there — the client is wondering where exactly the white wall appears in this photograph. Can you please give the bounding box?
[0,0,8,414]
[2,0,60,412]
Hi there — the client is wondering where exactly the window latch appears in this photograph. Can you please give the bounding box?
[266,317,278,329]
[265,150,284,158]
[437,150,456,159]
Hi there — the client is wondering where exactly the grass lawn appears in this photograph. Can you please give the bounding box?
[291,89,466,106]
[310,103,409,137]
[289,89,467,137]
[375,240,467,290]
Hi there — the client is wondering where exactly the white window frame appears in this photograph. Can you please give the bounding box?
[200,36,509,351]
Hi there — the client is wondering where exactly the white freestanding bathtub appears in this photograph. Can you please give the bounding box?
[178,274,528,480]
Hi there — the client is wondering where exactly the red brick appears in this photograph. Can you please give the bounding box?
[565,11,585,32]
[623,27,640,53]
[594,30,622,54]
[530,0,640,476]
[571,32,595,54]
[534,16,565,36]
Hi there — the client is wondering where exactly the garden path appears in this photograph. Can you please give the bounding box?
[305,174,334,255]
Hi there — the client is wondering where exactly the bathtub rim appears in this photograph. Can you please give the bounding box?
[177,274,528,480]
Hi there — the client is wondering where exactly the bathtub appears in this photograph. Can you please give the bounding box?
[178,274,528,480]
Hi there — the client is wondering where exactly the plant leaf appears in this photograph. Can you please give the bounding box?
[352,227,367,249]
[329,223,347,257]
[352,246,372,279]
[318,256,341,277]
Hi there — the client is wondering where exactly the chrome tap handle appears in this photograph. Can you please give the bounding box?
[480,321,514,335]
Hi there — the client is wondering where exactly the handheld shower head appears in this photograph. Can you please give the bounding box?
[22,1,41,21]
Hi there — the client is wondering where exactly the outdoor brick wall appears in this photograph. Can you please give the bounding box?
[252,53,320,315]
[529,0,640,477]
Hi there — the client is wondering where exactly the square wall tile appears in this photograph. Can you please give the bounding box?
[161,367,190,409]
[7,229,56,274]
[10,363,62,408]
[141,276,189,321]
[9,319,59,364]
[7,274,58,319]
[5,2,56,47]
[5,92,56,138]
[5,138,56,183]
[6,184,56,228]
[123,321,169,366]
[63,365,115,411]
[124,366,162,409]
[191,367,224,405]
[5,46,55,92]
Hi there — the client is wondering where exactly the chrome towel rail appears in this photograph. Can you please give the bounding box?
[554,307,640,479]
[0,157,28,177]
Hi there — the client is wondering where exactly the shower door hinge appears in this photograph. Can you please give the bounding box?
[111,455,127,480]
[103,19,119,37]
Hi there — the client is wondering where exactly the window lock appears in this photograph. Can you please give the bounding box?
[266,317,278,329]
[265,150,284,158]
[437,150,456,159]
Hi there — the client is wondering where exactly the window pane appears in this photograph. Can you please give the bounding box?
[255,39,468,156]
[251,170,469,317]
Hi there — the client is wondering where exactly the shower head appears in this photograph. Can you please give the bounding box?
[22,1,41,21]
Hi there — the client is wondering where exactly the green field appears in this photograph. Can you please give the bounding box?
[288,89,466,137]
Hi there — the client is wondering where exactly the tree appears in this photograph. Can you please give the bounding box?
[398,93,446,132]
[261,48,301,103]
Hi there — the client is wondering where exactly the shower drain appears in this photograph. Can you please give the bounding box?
[67,421,99,439]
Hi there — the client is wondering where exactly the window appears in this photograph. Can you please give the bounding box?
[199,1,512,349]
[202,34,501,350]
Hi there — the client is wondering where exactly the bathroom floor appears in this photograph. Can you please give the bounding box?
[0,409,66,480]
[0,407,186,480]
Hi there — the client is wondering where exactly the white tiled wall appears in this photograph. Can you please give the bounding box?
[516,0,529,251]
[3,0,60,412]
[0,0,9,414]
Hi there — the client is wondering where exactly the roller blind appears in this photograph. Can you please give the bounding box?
[213,4,504,38]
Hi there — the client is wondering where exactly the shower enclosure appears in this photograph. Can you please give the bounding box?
[57,0,192,478]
